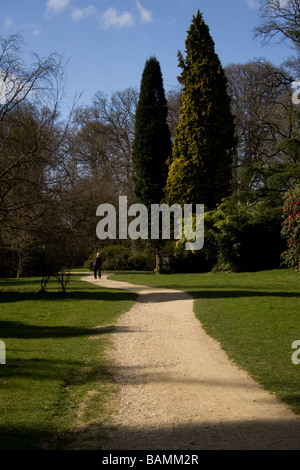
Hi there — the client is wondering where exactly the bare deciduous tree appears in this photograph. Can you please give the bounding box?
[225,61,295,191]
[166,86,182,142]
[73,88,138,200]
[255,0,300,46]
[255,0,300,74]
[0,34,73,276]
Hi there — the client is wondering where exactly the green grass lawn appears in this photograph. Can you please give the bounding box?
[1,269,299,450]
[110,269,300,415]
[0,274,136,450]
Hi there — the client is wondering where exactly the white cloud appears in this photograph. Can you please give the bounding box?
[168,18,177,26]
[100,7,135,29]
[71,5,96,22]
[136,1,153,24]
[46,0,70,15]
[27,24,42,36]
[246,0,258,8]
[0,71,32,105]
[5,17,15,28]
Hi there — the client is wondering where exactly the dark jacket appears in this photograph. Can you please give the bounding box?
[93,256,102,269]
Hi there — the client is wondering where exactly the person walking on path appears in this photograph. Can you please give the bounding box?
[92,252,102,279]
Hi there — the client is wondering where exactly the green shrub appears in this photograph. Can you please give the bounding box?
[281,183,300,271]
[211,195,283,272]
[85,244,156,271]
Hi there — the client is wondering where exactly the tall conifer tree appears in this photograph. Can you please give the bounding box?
[164,11,236,210]
[132,56,172,207]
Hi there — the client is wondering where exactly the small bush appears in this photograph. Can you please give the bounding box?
[85,244,156,271]
[281,183,300,271]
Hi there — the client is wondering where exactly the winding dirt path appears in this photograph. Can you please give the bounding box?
[80,273,300,450]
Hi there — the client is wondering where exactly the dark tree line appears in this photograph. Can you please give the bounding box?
[0,34,138,277]
[164,11,236,211]
[132,56,172,208]
[1,1,299,276]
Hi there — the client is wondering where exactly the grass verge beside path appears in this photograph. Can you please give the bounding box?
[0,274,136,450]
[110,269,300,415]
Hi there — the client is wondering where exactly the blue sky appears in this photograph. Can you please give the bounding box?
[0,0,294,114]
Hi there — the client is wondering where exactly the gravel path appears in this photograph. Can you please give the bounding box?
[80,273,300,450]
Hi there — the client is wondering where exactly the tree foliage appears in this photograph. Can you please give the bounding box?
[255,0,300,48]
[76,88,138,198]
[0,34,106,277]
[225,61,297,192]
[255,0,300,74]
[132,56,172,207]
[164,11,236,210]
[281,183,300,271]
[2,12,300,277]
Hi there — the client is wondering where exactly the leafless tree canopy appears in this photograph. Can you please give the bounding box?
[225,61,295,191]
[255,0,300,74]
[73,88,138,200]
[0,35,140,276]
[255,0,300,45]
[1,21,300,276]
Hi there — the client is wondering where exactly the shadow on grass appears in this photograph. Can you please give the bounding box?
[1,288,298,308]
[0,321,134,339]
[97,419,300,450]
[0,355,114,385]
[187,289,300,299]
[0,279,44,286]
[1,417,300,450]
[0,289,137,304]
[132,289,300,304]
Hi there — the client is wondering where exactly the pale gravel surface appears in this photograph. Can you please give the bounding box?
[78,273,300,450]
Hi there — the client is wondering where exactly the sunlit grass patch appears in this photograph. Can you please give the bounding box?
[0,275,136,449]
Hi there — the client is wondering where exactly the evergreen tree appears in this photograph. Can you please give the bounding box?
[132,56,172,206]
[164,11,236,210]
